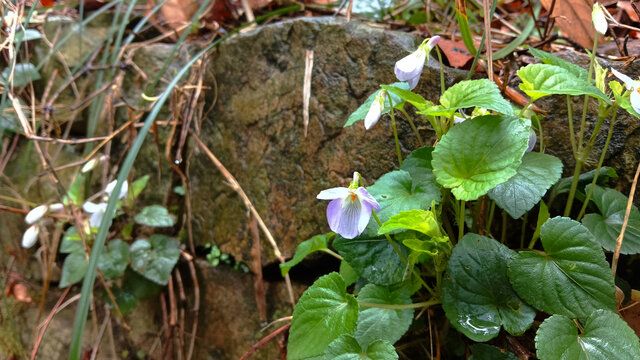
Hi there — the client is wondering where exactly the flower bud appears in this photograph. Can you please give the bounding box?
[49,203,64,212]
[592,3,608,35]
[22,224,39,248]
[25,205,48,224]
[364,92,385,130]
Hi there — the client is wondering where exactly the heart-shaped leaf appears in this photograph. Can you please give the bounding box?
[535,310,640,360]
[378,209,442,237]
[518,64,610,104]
[508,217,616,318]
[59,249,89,288]
[129,235,180,285]
[527,46,588,82]
[400,146,437,192]
[280,233,335,276]
[442,234,535,342]
[345,82,411,127]
[488,152,563,219]
[367,170,440,224]
[431,115,531,201]
[288,273,359,360]
[135,205,175,227]
[582,185,640,254]
[420,79,514,117]
[98,239,130,280]
[549,167,617,205]
[354,284,413,347]
[324,335,398,360]
[334,235,408,286]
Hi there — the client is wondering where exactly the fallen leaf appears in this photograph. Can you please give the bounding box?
[438,38,474,68]
[619,2,640,22]
[621,301,640,338]
[540,0,596,49]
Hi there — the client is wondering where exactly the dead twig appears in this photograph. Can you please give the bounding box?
[611,160,640,277]
[239,323,291,360]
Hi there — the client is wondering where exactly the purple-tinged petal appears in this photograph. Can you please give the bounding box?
[358,201,373,234]
[326,198,343,233]
[89,211,105,228]
[317,187,350,200]
[426,35,441,49]
[611,68,636,90]
[407,75,420,90]
[631,88,640,114]
[526,129,537,152]
[355,187,381,211]
[335,197,363,239]
[395,51,426,82]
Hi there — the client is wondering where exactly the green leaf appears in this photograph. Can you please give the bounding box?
[527,46,589,82]
[131,175,150,199]
[442,234,535,342]
[288,273,359,360]
[582,185,640,254]
[60,226,83,254]
[431,115,531,201]
[334,235,408,286]
[367,170,440,224]
[345,82,411,127]
[508,217,616,318]
[340,261,359,287]
[421,79,514,117]
[531,200,549,244]
[59,250,89,288]
[0,63,41,88]
[280,233,335,276]
[399,146,436,191]
[134,205,175,227]
[324,335,398,360]
[535,310,640,360]
[378,209,442,237]
[469,344,519,360]
[67,173,86,206]
[549,167,617,204]
[488,152,563,219]
[518,64,611,104]
[129,235,180,285]
[403,237,451,258]
[354,284,413,347]
[105,286,138,316]
[14,29,42,42]
[122,268,164,300]
[380,84,432,111]
[98,239,130,280]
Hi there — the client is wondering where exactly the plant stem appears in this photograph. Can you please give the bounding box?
[578,37,599,151]
[359,299,440,310]
[566,95,578,157]
[563,157,584,217]
[458,200,465,241]
[399,107,423,146]
[372,211,436,297]
[577,106,618,220]
[520,211,528,249]
[320,248,343,261]
[435,46,445,95]
[501,210,507,244]
[387,96,403,166]
[533,116,545,152]
[519,100,533,117]
[485,200,496,235]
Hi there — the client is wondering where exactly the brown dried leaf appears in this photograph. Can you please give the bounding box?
[438,39,474,68]
[540,0,596,48]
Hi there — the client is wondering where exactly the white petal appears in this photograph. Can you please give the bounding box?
[526,129,537,152]
[407,74,420,90]
[592,4,608,35]
[355,187,381,211]
[83,201,107,214]
[335,197,363,239]
[49,203,64,212]
[364,99,382,129]
[22,224,39,248]
[394,50,426,82]
[89,211,105,228]
[317,187,350,200]
[631,89,640,115]
[81,158,98,173]
[105,180,128,199]
[611,68,636,90]
[25,205,48,224]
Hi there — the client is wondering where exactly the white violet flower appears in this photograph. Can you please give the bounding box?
[394,36,440,89]
[592,3,608,36]
[317,172,381,239]
[365,91,386,130]
[25,205,48,224]
[105,180,128,199]
[83,201,108,227]
[611,68,640,114]
[22,224,39,248]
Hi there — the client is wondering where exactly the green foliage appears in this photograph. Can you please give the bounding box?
[469,344,519,360]
[354,284,413,347]
[508,217,615,318]
[518,64,610,103]
[582,185,640,254]
[399,146,435,188]
[131,175,150,199]
[129,235,180,285]
[431,115,531,200]
[288,273,359,360]
[488,152,563,219]
[324,335,398,360]
[442,234,535,342]
[610,80,640,119]
[527,46,589,81]
[345,83,411,127]
[134,205,175,227]
[0,63,40,87]
[280,233,335,276]
[549,167,618,204]
[60,250,89,288]
[98,239,129,280]
[535,310,640,360]
[378,209,442,237]
[334,235,409,286]
[421,79,514,117]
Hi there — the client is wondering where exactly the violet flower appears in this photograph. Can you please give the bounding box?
[317,172,381,239]
[611,68,640,114]
[394,36,440,89]
[22,224,39,248]
[365,91,386,130]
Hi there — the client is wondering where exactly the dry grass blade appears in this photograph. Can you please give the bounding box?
[303,49,314,137]
[612,160,640,277]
